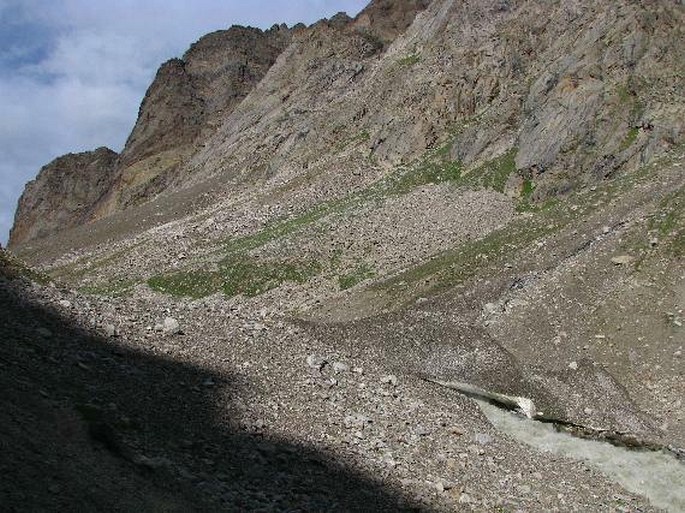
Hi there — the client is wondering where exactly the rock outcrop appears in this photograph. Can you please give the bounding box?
[94,24,295,218]
[8,148,118,248]
[9,0,685,248]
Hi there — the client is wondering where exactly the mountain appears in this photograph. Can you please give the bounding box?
[4,1,685,511]
[8,147,118,247]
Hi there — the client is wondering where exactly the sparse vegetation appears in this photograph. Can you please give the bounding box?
[0,249,50,284]
[649,187,685,255]
[148,255,320,298]
[398,53,421,67]
[462,149,517,193]
[620,127,640,151]
[338,262,375,290]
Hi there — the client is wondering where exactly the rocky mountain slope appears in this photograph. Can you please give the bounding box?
[3,0,685,511]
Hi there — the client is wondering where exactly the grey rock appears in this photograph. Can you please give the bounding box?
[332,361,349,373]
[162,317,181,335]
[306,354,327,371]
[611,255,635,265]
[36,327,52,338]
[474,433,493,446]
[344,413,371,429]
[104,324,117,337]
[380,374,398,386]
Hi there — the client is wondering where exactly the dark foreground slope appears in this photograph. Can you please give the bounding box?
[0,249,429,512]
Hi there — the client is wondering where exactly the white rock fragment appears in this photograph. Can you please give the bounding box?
[306,354,326,371]
[162,317,181,335]
[332,361,349,373]
[104,324,117,337]
[380,374,398,386]
[568,361,579,371]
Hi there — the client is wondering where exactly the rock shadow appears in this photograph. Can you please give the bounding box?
[0,272,429,512]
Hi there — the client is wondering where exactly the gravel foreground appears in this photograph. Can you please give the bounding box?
[1,257,662,512]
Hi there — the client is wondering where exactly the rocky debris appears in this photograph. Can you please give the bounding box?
[380,374,399,386]
[0,246,671,511]
[332,361,349,373]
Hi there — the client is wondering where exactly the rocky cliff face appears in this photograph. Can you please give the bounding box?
[8,148,118,248]
[9,0,685,248]
[177,0,683,213]
[93,24,294,219]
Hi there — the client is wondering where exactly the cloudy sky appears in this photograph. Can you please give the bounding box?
[0,0,368,245]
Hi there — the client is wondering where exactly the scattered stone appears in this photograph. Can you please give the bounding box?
[36,327,52,338]
[611,255,634,265]
[435,479,455,492]
[104,324,117,337]
[382,453,397,468]
[344,413,371,429]
[459,492,472,504]
[568,361,579,371]
[306,354,327,371]
[58,299,71,308]
[332,361,349,373]
[380,374,398,386]
[415,425,430,436]
[162,317,181,335]
[483,302,499,315]
[475,433,492,446]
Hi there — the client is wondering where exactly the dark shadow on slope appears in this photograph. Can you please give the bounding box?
[0,271,429,512]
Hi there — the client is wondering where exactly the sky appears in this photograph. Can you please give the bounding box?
[0,0,368,246]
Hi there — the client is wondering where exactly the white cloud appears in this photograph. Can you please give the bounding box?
[0,0,368,245]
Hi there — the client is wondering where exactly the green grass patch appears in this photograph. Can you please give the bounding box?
[516,178,539,212]
[373,208,563,304]
[148,255,320,299]
[0,249,50,284]
[79,279,138,297]
[338,263,375,290]
[649,187,685,256]
[388,159,463,194]
[620,127,639,152]
[398,53,420,67]
[461,149,517,193]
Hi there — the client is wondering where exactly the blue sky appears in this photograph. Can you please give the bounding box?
[0,0,368,246]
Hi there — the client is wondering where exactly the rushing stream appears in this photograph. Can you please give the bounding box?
[477,400,685,512]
